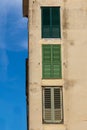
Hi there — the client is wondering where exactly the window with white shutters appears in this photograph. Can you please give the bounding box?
[43,87,63,123]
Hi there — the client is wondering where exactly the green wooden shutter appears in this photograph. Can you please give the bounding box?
[52,45,62,78]
[42,45,51,78]
[52,7,61,38]
[41,7,61,38]
[42,45,62,79]
[42,7,50,38]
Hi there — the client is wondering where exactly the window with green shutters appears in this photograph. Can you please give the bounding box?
[42,44,62,79]
[42,87,63,123]
[41,7,61,38]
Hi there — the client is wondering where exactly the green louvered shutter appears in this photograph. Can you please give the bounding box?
[52,7,61,38]
[42,45,62,79]
[52,45,62,78]
[42,7,50,38]
[41,7,61,38]
[42,45,51,78]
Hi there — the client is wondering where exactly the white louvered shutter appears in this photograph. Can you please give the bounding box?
[43,88,51,122]
[54,88,63,123]
[43,87,63,123]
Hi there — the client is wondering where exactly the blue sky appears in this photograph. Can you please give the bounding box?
[0,0,28,130]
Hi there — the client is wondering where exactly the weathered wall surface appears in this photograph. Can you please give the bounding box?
[28,0,87,130]
[63,0,87,130]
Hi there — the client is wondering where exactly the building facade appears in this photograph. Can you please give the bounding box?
[23,0,87,130]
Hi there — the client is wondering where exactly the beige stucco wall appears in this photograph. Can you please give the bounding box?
[27,0,87,130]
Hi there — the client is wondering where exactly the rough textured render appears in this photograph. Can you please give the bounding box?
[23,0,87,130]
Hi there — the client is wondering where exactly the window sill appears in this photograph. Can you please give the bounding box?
[42,124,66,130]
[40,38,62,44]
[41,79,64,86]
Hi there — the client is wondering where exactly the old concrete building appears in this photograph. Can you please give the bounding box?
[23,0,87,130]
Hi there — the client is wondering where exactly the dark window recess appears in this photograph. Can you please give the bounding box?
[41,7,61,38]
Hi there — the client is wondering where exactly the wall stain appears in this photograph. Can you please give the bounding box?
[30,129,34,130]
[30,87,38,92]
[63,62,68,68]
[69,41,74,46]
[32,8,36,25]
[38,62,40,65]
[83,120,87,121]
[64,80,76,89]
[64,0,67,2]
[63,8,69,29]
[30,82,38,85]
[63,31,68,39]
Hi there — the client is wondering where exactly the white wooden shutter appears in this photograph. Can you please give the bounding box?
[43,87,63,123]
[43,88,51,122]
[54,88,63,123]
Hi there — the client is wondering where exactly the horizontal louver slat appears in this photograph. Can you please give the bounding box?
[43,87,63,123]
[54,109,61,121]
[52,26,60,38]
[54,88,62,122]
[45,109,51,121]
[43,65,51,78]
[42,7,61,38]
[44,88,51,121]
[52,7,61,38]
[52,45,62,78]
[42,45,51,78]
[44,88,51,109]
[53,64,61,78]
[52,45,61,63]
[42,7,50,38]
[54,88,61,109]
[42,45,62,79]
[43,26,50,38]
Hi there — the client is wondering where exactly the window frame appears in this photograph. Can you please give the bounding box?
[42,44,62,79]
[42,86,63,124]
[41,6,61,38]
